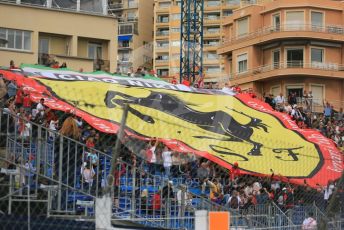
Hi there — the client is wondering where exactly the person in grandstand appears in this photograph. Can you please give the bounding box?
[302,212,317,230]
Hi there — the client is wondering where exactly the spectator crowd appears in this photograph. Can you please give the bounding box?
[0,62,343,223]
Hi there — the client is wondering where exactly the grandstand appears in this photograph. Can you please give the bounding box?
[0,66,343,229]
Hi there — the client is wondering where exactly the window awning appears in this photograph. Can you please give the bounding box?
[118,35,132,41]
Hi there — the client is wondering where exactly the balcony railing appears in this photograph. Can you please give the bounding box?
[109,2,123,10]
[2,0,106,15]
[156,19,170,23]
[222,24,344,46]
[224,0,241,6]
[240,0,273,7]
[227,61,344,80]
[155,45,169,49]
[155,59,169,63]
[118,43,131,49]
[128,2,138,8]
[156,31,170,36]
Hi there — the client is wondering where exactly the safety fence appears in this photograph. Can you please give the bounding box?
[0,109,343,229]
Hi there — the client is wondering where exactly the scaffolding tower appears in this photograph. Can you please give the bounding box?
[179,0,204,83]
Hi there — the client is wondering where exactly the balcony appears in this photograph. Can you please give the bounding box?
[204,30,221,37]
[203,57,221,65]
[223,0,241,8]
[205,1,221,10]
[155,45,169,51]
[155,59,169,66]
[240,0,273,7]
[118,17,138,23]
[227,62,344,85]
[219,24,344,54]
[156,31,170,37]
[204,17,221,25]
[156,19,170,25]
[118,57,132,63]
[204,43,220,51]
[118,42,132,49]
[128,1,138,8]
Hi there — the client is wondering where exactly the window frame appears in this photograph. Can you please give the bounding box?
[236,16,249,37]
[310,46,325,63]
[236,53,248,73]
[0,28,32,52]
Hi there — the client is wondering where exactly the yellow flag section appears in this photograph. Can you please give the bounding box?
[37,78,321,178]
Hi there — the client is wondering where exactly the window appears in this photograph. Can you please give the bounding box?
[286,11,304,30]
[223,10,233,17]
[237,53,248,73]
[272,50,280,68]
[310,85,324,106]
[143,55,152,63]
[158,15,169,23]
[0,28,31,51]
[286,48,303,67]
[157,69,169,77]
[119,24,134,34]
[127,12,137,21]
[272,14,280,30]
[237,17,248,37]
[311,11,323,30]
[88,43,102,59]
[311,48,324,63]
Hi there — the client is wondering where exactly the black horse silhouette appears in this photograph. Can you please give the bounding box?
[104,90,269,156]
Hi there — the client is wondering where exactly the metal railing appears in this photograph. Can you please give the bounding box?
[156,31,170,36]
[1,0,105,15]
[227,61,344,80]
[222,23,344,45]
[1,107,343,229]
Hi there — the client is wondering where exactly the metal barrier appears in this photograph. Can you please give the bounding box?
[0,108,343,230]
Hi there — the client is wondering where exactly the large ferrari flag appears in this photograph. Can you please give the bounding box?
[1,65,343,187]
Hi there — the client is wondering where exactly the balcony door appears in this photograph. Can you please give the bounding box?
[272,14,280,31]
[272,49,280,69]
[38,38,49,65]
[286,48,303,68]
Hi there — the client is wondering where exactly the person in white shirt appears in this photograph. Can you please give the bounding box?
[36,98,45,116]
[275,93,285,111]
[302,212,317,230]
[81,162,95,192]
[162,146,173,178]
[177,184,190,217]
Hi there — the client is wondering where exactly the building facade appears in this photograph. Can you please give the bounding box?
[153,0,241,82]
[109,0,154,73]
[218,0,344,109]
[0,1,117,72]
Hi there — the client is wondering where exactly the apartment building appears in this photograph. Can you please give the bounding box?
[218,0,344,108]
[0,1,117,72]
[109,0,154,73]
[153,0,241,82]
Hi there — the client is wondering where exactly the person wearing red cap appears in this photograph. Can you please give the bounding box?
[171,76,178,85]
[182,76,190,87]
[230,162,240,181]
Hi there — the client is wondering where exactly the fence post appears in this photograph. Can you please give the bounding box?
[35,126,42,196]
[57,135,63,211]
[131,165,136,218]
